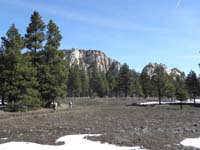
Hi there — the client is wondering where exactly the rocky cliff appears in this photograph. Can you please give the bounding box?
[142,63,183,77]
[62,49,121,73]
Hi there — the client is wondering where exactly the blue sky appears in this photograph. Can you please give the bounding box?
[0,0,200,74]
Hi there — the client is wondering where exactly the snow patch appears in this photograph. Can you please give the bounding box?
[0,138,8,140]
[139,99,200,105]
[181,137,200,149]
[0,134,146,150]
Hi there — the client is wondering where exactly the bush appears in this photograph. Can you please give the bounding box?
[4,103,27,112]
[5,98,41,112]
[176,89,188,101]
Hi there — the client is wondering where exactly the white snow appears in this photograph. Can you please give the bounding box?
[181,137,200,149]
[139,101,178,105]
[0,134,146,150]
[139,99,200,105]
[0,138,8,140]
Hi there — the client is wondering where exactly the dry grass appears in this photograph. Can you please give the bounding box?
[0,98,199,150]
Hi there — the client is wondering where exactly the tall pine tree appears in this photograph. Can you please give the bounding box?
[25,11,45,66]
[151,65,168,104]
[25,11,45,53]
[89,64,108,97]
[1,24,25,104]
[140,71,152,98]
[80,68,89,97]
[106,69,118,97]
[1,24,40,109]
[186,70,199,104]
[39,20,68,106]
[67,65,81,97]
[118,63,131,97]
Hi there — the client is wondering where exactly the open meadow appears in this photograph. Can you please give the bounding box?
[0,98,200,150]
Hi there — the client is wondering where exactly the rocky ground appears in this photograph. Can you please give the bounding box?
[0,98,200,150]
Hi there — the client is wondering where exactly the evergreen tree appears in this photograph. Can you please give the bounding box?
[100,72,109,97]
[118,63,131,97]
[151,65,168,104]
[1,24,40,109]
[89,64,108,97]
[17,54,41,108]
[46,20,62,48]
[67,65,81,97]
[80,68,89,97]
[1,24,25,104]
[106,69,118,97]
[164,75,176,100]
[25,11,45,53]
[140,71,152,98]
[25,11,45,66]
[174,73,187,101]
[0,37,6,105]
[1,25,24,50]
[176,88,187,109]
[129,71,144,97]
[38,20,68,106]
[186,70,199,104]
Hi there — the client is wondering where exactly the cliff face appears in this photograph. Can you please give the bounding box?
[62,49,121,73]
[142,63,183,77]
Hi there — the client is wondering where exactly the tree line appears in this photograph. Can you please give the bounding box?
[0,11,67,111]
[68,62,200,105]
[0,11,199,111]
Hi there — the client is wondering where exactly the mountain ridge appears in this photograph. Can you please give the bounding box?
[62,48,121,73]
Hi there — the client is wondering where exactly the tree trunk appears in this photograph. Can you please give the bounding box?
[1,97,5,106]
[158,89,161,105]
[194,94,196,105]
[180,101,183,110]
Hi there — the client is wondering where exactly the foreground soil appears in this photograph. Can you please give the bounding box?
[0,98,200,150]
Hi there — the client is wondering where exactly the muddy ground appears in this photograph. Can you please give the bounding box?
[0,98,200,150]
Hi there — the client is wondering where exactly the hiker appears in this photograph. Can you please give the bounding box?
[52,102,57,111]
[69,101,73,109]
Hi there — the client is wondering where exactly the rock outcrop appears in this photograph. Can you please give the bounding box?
[142,63,183,77]
[62,49,121,73]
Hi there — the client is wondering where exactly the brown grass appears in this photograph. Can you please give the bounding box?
[0,98,199,150]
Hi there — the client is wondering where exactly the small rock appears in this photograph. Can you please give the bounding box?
[84,128,91,131]
[184,128,190,132]
[193,124,198,127]
[164,144,171,147]
[119,130,125,133]
[157,128,164,132]
[142,128,148,133]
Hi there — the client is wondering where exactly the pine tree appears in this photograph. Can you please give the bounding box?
[176,88,187,109]
[140,71,152,98]
[89,64,108,97]
[0,38,6,105]
[118,63,131,97]
[38,20,68,106]
[80,68,89,97]
[151,65,168,104]
[1,24,25,104]
[164,75,176,100]
[129,71,144,97]
[46,20,62,49]
[25,11,45,66]
[186,70,199,104]
[106,70,118,97]
[67,65,81,97]
[17,54,41,108]
[100,72,109,97]
[25,11,45,53]
[1,24,40,109]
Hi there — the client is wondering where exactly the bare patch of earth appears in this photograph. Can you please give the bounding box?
[0,98,199,150]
